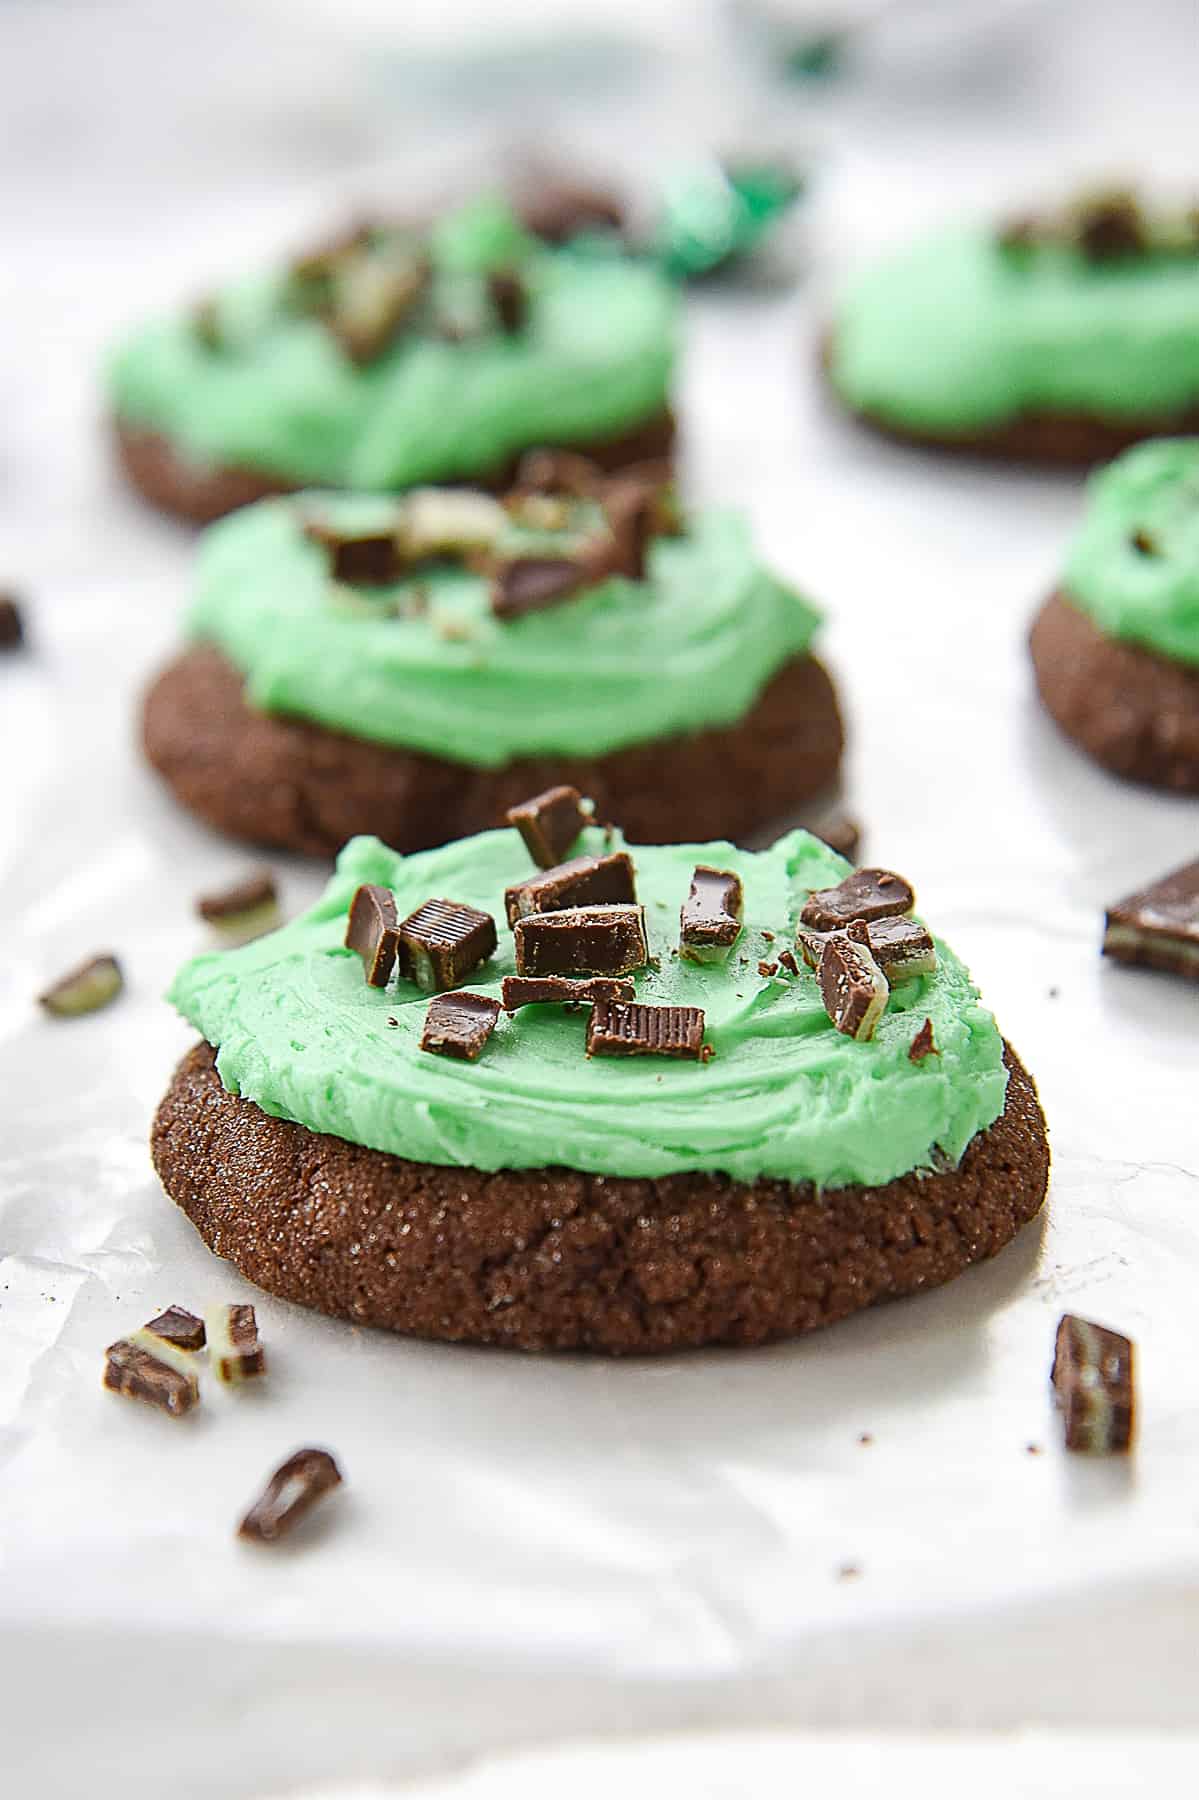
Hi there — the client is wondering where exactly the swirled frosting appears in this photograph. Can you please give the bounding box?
[1062,437,1199,666]
[167,827,1009,1190]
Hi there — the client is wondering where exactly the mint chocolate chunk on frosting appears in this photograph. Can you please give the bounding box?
[166,826,1009,1190]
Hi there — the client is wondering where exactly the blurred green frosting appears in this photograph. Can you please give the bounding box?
[187,491,821,765]
[831,226,1199,433]
[108,198,676,489]
[169,827,1009,1189]
[1062,438,1199,665]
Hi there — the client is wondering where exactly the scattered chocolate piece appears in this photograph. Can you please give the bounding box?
[800,867,915,933]
[758,960,779,977]
[798,915,933,982]
[1075,191,1144,260]
[420,991,501,1061]
[104,1336,199,1418]
[506,784,589,869]
[599,476,658,581]
[1051,1314,1136,1454]
[290,217,376,288]
[818,931,889,1041]
[812,815,862,863]
[908,1018,938,1062]
[329,248,430,364]
[191,297,222,350]
[491,555,590,621]
[996,212,1040,256]
[0,592,24,651]
[1130,528,1159,556]
[514,903,648,977]
[679,865,744,963]
[400,488,507,559]
[777,948,799,976]
[511,447,604,499]
[238,1447,343,1544]
[504,851,636,927]
[345,883,400,987]
[206,1303,266,1385]
[305,519,402,587]
[196,870,280,944]
[38,953,123,1019]
[514,173,625,245]
[399,898,497,992]
[863,915,937,983]
[1102,859,1199,981]
[501,974,635,1010]
[487,268,527,334]
[586,998,707,1060]
[143,1305,206,1353]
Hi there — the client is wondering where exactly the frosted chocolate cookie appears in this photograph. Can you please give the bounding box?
[142,459,844,855]
[109,196,676,523]
[1029,438,1199,790]
[827,191,1199,464]
[151,820,1049,1354]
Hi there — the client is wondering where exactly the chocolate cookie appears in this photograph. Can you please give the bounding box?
[142,642,845,856]
[113,409,676,528]
[1029,591,1199,792]
[152,1040,1049,1355]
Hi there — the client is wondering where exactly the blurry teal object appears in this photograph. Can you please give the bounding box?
[653,159,805,281]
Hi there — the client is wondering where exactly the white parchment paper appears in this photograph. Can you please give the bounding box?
[1,2,1197,1794]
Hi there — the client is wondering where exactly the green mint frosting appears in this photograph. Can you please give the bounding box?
[106,199,675,488]
[1062,437,1199,666]
[187,493,820,765]
[167,827,1009,1189]
[831,226,1199,433]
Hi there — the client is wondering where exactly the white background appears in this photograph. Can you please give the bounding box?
[1,1,1197,1793]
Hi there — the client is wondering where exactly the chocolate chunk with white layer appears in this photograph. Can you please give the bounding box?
[419,991,501,1061]
[1102,860,1199,982]
[506,784,589,869]
[0,592,24,650]
[239,1448,343,1544]
[197,870,281,943]
[797,913,934,983]
[487,268,527,334]
[328,248,430,364]
[206,1303,266,1385]
[679,866,743,963]
[143,1305,206,1352]
[514,903,648,977]
[305,518,402,587]
[38,953,123,1019]
[856,915,936,982]
[800,867,915,933]
[400,488,507,560]
[345,883,400,987]
[586,998,708,1060]
[399,898,497,992]
[104,1335,200,1417]
[504,851,636,927]
[818,928,889,1041]
[501,974,635,1010]
[490,555,591,621]
[1051,1314,1136,1454]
